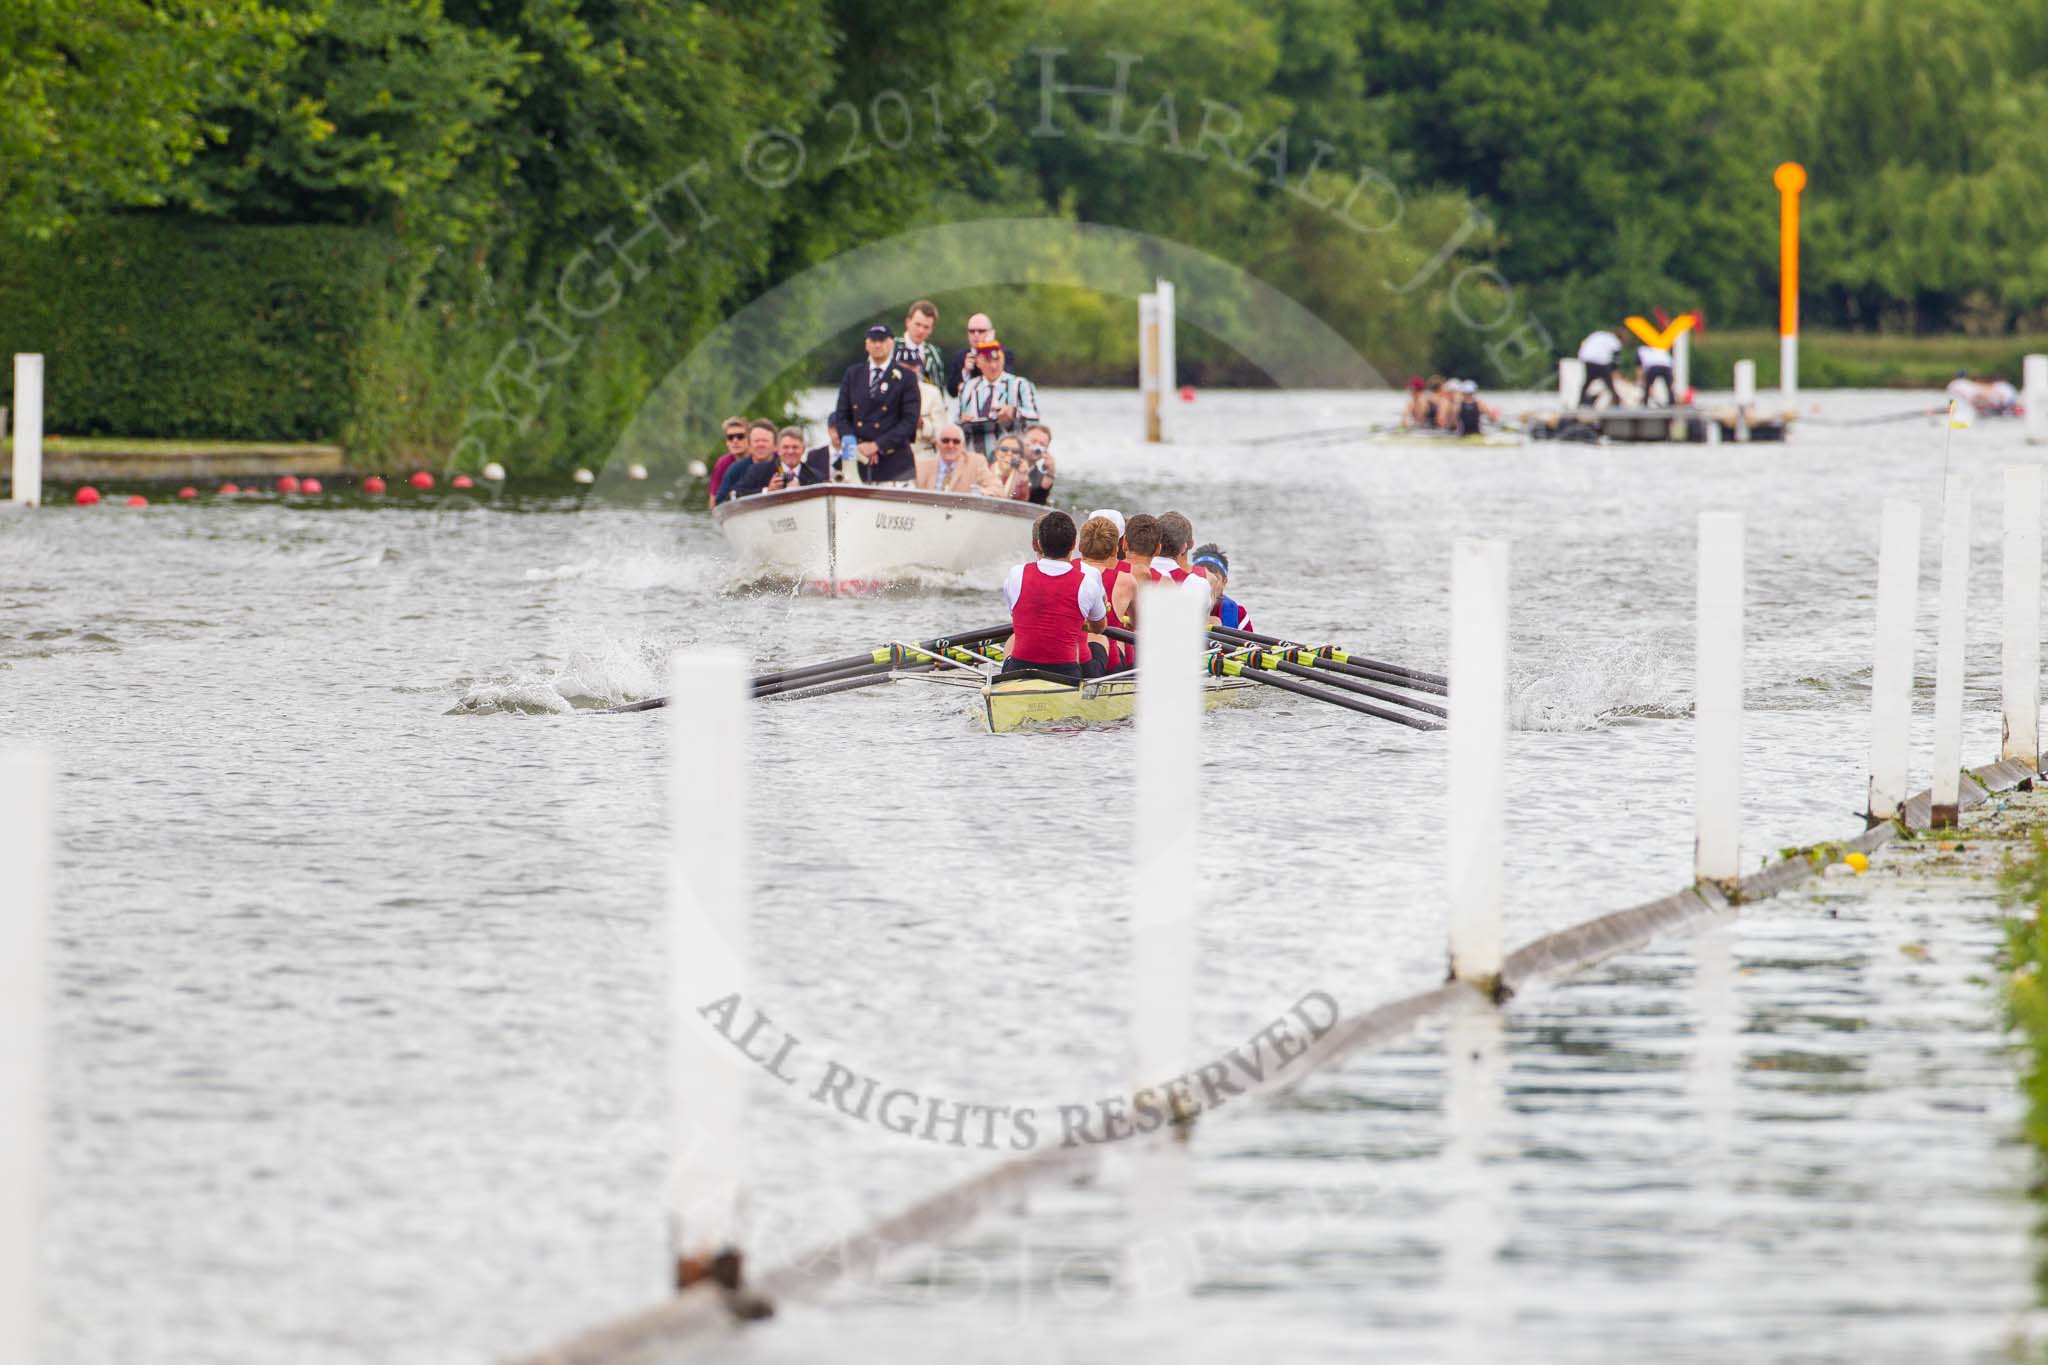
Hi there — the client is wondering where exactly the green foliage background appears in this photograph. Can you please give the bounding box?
[3,0,2046,468]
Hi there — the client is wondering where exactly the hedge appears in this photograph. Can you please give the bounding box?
[0,217,399,442]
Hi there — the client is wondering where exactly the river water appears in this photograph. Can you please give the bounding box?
[4,387,2043,1362]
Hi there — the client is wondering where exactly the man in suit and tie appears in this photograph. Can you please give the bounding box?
[834,324,921,484]
[725,425,830,498]
[915,421,1000,494]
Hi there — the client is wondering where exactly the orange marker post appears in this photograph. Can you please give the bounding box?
[1774,162,1805,406]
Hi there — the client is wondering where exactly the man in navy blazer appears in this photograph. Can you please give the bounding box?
[833,324,920,483]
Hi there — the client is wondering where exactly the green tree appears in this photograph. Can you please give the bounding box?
[0,0,301,237]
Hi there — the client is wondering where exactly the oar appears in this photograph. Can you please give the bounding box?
[1213,653,1443,730]
[1214,634,1447,697]
[1221,641,1446,719]
[1209,625,1447,690]
[751,622,1010,690]
[1801,406,1940,428]
[1104,628,1441,731]
[760,663,937,701]
[1243,421,1399,448]
[605,622,1010,713]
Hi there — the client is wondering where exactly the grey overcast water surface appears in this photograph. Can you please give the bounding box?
[4,388,2043,1362]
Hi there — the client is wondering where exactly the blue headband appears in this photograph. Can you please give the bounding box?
[1193,554,1227,574]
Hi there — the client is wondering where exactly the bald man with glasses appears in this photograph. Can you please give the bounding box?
[944,312,1016,398]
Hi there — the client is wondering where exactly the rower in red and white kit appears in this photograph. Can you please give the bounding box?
[1076,515,1126,675]
[1002,510,1106,681]
[1152,511,1209,585]
[1110,514,1164,663]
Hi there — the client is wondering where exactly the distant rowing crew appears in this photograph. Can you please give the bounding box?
[1001,508,1252,681]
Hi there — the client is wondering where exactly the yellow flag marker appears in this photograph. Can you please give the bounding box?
[1624,314,1697,351]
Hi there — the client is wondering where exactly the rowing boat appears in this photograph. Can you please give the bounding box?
[979,672,1255,733]
[713,484,1041,595]
[1368,428,1522,449]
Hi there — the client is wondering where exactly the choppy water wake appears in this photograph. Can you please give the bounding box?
[448,632,671,714]
[1510,641,1688,731]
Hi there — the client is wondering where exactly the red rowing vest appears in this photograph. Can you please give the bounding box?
[1010,562,1087,665]
[1097,563,1129,668]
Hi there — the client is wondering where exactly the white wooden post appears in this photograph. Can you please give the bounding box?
[10,355,43,508]
[1866,498,1921,821]
[1733,359,1755,442]
[1442,1006,1506,1356]
[2026,354,2047,446]
[1673,330,1692,398]
[667,650,752,1284]
[1154,278,1177,416]
[1138,294,1161,444]
[2004,465,2043,768]
[1557,358,1585,408]
[1931,475,1972,826]
[1129,576,1206,1301]
[1779,333,1798,410]
[1133,576,1205,1093]
[1448,540,1508,989]
[1,752,51,1365]
[1695,513,1743,880]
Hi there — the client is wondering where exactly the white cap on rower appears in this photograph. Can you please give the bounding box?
[1088,508,1126,537]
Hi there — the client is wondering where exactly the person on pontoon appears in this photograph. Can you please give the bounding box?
[1001,510,1106,681]
[1637,343,1676,407]
[1576,330,1625,407]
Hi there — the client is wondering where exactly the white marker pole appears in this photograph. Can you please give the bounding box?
[1,752,52,1365]
[2026,354,2048,446]
[667,650,752,1285]
[1154,278,1177,415]
[11,355,43,508]
[1448,540,1508,990]
[2004,465,2043,768]
[1931,476,1972,826]
[1695,513,1744,880]
[1130,576,1206,1302]
[1133,576,1206,1093]
[1780,333,1798,411]
[1557,358,1585,409]
[1674,330,1692,398]
[1866,498,1922,821]
[1138,294,1161,444]
[1733,359,1755,442]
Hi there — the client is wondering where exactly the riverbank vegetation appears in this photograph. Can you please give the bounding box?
[3,0,2046,469]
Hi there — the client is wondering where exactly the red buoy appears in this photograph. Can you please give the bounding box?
[276,475,302,494]
[451,474,474,490]
[363,475,387,494]
[74,486,101,506]
[1179,384,1196,402]
[218,482,241,495]
[409,470,434,490]
[125,494,148,507]
[177,486,198,500]
[300,477,323,494]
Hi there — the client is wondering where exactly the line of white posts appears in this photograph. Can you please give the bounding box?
[12,466,2048,1343]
